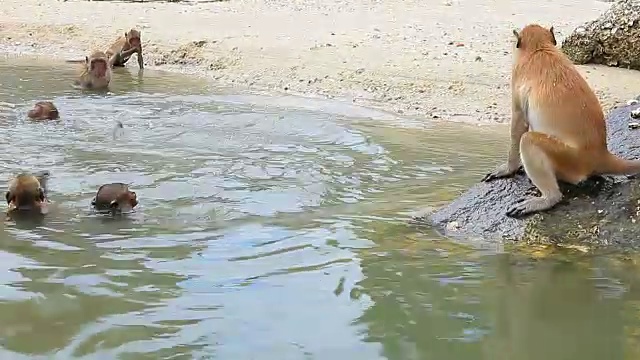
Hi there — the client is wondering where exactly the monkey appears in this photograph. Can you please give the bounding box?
[73,50,113,90]
[105,29,144,69]
[27,101,59,121]
[91,183,138,213]
[481,24,640,218]
[5,172,49,214]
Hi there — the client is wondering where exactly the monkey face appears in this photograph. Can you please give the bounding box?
[110,191,138,212]
[27,104,45,120]
[28,102,59,120]
[90,59,108,78]
[129,36,141,48]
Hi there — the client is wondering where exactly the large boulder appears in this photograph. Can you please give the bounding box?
[561,0,640,70]
[415,103,640,250]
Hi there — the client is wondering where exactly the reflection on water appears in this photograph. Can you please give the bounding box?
[0,56,638,359]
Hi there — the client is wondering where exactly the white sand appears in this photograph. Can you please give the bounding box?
[2,0,640,124]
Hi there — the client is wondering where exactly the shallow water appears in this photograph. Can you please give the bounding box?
[0,56,640,359]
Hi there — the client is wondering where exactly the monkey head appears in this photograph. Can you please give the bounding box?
[126,29,142,49]
[512,24,557,50]
[85,51,109,78]
[92,183,139,213]
[5,173,48,214]
[27,101,59,121]
[111,189,138,212]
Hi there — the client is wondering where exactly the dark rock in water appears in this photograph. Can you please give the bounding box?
[561,0,640,70]
[415,103,640,250]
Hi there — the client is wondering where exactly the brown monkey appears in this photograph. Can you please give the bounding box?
[5,172,49,214]
[27,101,59,121]
[91,183,138,213]
[105,29,144,69]
[73,50,113,90]
[481,24,640,218]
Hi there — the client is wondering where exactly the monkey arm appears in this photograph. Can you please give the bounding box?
[506,106,528,170]
[120,47,139,58]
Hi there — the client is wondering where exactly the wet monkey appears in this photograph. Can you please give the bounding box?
[27,101,59,121]
[91,183,139,213]
[73,50,113,90]
[481,24,640,218]
[105,28,144,69]
[5,172,49,214]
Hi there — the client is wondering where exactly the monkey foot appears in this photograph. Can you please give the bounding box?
[505,196,557,219]
[523,186,541,197]
[481,165,524,183]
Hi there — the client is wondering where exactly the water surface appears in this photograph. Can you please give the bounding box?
[0,56,638,359]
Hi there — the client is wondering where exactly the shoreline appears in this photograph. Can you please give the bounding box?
[3,0,640,125]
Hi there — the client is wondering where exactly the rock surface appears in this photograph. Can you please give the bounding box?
[561,0,640,70]
[416,103,640,250]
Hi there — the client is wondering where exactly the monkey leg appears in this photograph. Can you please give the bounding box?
[506,132,589,218]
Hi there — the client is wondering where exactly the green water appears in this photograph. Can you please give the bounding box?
[0,55,638,359]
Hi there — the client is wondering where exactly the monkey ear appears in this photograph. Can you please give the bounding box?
[549,26,557,46]
[512,29,521,48]
[5,192,11,205]
[109,200,119,209]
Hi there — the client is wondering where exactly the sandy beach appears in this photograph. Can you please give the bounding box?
[2,0,640,124]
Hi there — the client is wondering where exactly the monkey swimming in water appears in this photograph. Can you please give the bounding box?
[481,24,640,218]
[5,171,50,215]
[27,101,59,121]
[73,50,113,90]
[91,183,138,213]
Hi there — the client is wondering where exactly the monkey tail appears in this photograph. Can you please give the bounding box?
[597,153,640,176]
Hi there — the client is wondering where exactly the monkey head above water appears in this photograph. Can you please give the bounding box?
[27,101,59,121]
[481,24,640,218]
[106,28,144,69]
[5,172,50,215]
[74,50,113,90]
[91,183,138,213]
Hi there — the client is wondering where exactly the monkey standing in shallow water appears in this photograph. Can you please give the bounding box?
[5,172,50,215]
[105,29,144,69]
[481,24,640,218]
[91,183,138,213]
[74,50,113,90]
[27,101,59,121]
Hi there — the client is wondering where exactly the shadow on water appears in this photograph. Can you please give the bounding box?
[0,55,639,359]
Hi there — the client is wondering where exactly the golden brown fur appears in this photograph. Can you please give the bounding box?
[105,29,144,69]
[27,101,59,121]
[482,24,640,218]
[5,172,49,215]
[74,50,113,90]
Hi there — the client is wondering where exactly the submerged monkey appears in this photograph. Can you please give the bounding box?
[91,183,138,213]
[27,101,59,121]
[105,28,144,69]
[5,171,50,214]
[482,24,640,218]
[73,50,113,90]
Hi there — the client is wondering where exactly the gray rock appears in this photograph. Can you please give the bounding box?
[414,103,640,250]
[561,0,640,70]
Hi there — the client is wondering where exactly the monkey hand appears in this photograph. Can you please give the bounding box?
[481,163,523,182]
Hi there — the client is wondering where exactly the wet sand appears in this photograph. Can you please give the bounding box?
[2,0,640,124]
